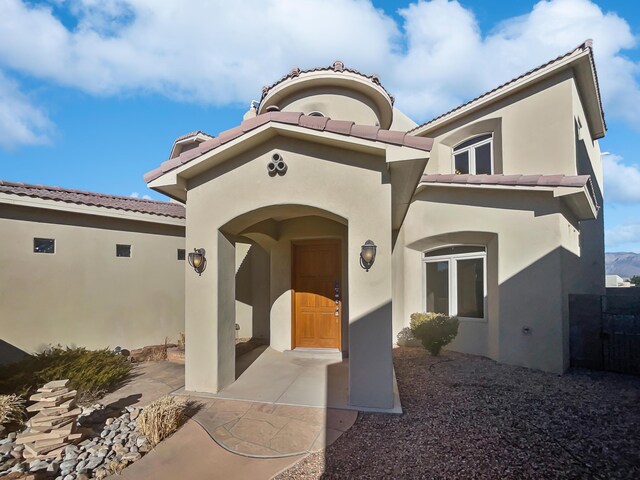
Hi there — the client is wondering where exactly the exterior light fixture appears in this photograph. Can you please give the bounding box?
[360,240,377,272]
[188,248,207,276]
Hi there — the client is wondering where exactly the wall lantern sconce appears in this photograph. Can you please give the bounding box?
[188,248,207,276]
[360,240,377,272]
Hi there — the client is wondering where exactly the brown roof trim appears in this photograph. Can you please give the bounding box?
[420,173,591,188]
[0,180,185,219]
[260,61,395,105]
[145,112,433,183]
[409,40,605,134]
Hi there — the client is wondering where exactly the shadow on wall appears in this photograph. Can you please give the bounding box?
[346,301,394,409]
[574,119,605,296]
[407,233,591,373]
[0,339,28,365]
[235,242,271,342]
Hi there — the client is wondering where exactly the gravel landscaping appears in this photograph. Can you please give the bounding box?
[0,404,152,479]
[277,347,640,479]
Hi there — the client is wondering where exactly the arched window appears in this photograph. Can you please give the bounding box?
[452,134,493,175]
[308,111,325,117]
[423,246,486,320]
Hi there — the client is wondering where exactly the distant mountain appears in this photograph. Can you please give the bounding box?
[605,252,640,279]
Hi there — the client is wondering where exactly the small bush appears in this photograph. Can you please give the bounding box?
[0,346,131,401]
[410,312,460,356]
[0,394,26,427]
[177,332,185,349]
[136,395,187,446]
[396,327,421,347]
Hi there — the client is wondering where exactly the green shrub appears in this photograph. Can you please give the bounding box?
[410,312,460,356]
[0,346,131,402]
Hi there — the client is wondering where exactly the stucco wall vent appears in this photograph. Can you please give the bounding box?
[267,153,287,176]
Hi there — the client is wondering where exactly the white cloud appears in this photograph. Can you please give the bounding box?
[0,0,397,104]
[0,0,639,129]
[602,153,640,204]
[129,192,152,199]
[392,0,638,120]
[606,221,640,248]
[0,70,53,149]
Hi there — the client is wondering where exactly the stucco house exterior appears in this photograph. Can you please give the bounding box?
[0,182,186,364]
[142,41,605,410]
[0,41,604,412]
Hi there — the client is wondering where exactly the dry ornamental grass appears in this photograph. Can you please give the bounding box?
[0,394,26,427]
[136,395,188,446]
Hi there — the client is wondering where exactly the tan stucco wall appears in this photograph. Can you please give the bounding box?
[570,78,606,295]
[400,186,591,373]
[423,70,576,176]
[234,241,271,341]
[400,69,605,373]
[0,204,185,364]
[184,135,395,408]
[278,87,382,126]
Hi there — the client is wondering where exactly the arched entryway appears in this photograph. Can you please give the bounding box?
[220,205,350,361]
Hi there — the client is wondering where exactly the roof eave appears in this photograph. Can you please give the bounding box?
[148,123,431,200]
[416,182,598,220]
[0,192,186,226]
[411,45,606,141]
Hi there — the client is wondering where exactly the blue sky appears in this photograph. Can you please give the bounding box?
[1,0,640,252]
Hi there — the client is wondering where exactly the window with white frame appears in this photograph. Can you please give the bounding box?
[423,246,486,319]
[452,134,493,175]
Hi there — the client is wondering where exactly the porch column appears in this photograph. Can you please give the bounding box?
[185,226,236,394]
[348,217,394,409]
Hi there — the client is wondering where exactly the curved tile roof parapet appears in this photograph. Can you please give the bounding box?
[420,173,592,188]
[144,112,434,184]
[260,61,395,105]
[0,180,185,219]
[409,40,604,133]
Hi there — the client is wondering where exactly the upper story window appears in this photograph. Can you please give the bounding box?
[116,244,131,258]
[307,111,325,117]
[453,133,493,175]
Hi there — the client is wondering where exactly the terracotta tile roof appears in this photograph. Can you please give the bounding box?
[409,40,604,133]
[260,61,395,104]
[173,130,214,143]
[420,173,591,188]
[0,180,185,219]
[145,112,433,183]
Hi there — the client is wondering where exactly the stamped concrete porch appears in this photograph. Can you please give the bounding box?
[175,346,400,457]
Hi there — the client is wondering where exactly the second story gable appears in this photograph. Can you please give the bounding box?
[410,41,605,190]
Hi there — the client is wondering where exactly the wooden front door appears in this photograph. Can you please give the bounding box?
[292,240,342,350]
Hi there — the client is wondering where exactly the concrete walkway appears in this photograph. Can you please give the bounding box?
[100,361,185,409]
